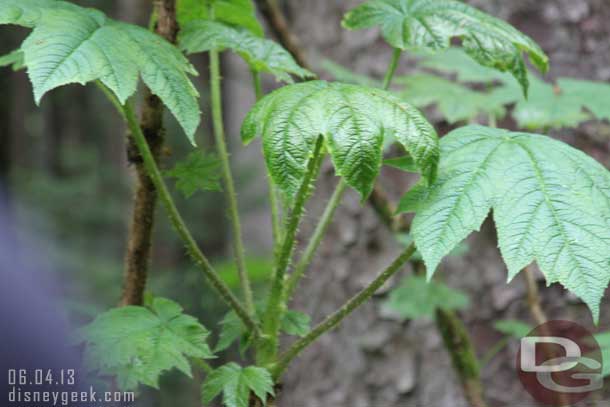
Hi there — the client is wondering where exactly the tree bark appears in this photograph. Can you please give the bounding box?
[120,0,179,306]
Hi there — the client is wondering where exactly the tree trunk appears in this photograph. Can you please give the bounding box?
[120,0,179,306]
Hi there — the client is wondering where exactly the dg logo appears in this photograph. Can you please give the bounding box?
[517,320,603,406]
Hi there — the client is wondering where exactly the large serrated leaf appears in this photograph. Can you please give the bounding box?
[77,297,214,390]
[398,125,610,322]
[202,363,274,407]
[241,80,439,201]
[342,0,548,96]
[179,20,314,83]
[0,0,201,142]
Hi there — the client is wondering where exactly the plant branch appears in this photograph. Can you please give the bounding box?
[524,265,548,326]
[382,48,402,90]
[284,178,347,300]
[259,136,325,364]
[435,308,488,407]
[273,242,416,379]
[105,93,261,336]
[210,49,255,315]
[251,69,282,248]
[120,0,178,306]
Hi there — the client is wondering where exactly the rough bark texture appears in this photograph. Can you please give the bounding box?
[120,0,179,306]
[258,0,610,406]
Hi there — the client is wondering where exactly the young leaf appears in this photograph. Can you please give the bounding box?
[494,319,533,338]
[1,0,201,142]
[241,80,439,201]
[397,73,510,124]
[280,310,311,337]
[202,363,274,407]
[382,275,469,320]
[179,20,314,83]
[177,0,263,36]
[166,151,222,198]
[342,0,548,95]
[78,297,214,390]
[398,125,610,322]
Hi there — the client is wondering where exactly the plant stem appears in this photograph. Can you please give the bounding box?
[251,69,283,248]
[435,308,488,407]
[284,178,347,300]
[382,48,402,90]
[273,242,416,378]
[524,265,548,326]
[119,0,179,306]
[210,49,255,315]
[114,97,261,337]
[259,136,325,364]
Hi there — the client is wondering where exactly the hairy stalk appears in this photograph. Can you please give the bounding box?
[210,49,255,315]
[120,0,178,306]
[382,48,402,90]
[435,308,488,407]
[273,243,416,378]
[284,179,347,300]
[103,91,260,336]
[251,70,282,248]
[259,136,325,364]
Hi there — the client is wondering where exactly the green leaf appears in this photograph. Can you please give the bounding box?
[494,319,533,338]
[396,73,510,123]
[557,78,610,123]
[342,0,548,96]
[398,125,610,322]
[241,80,439,201]
[418,47,513,84]
[382,275,469,320]
[202,363,274,407]
[214,310,247,353]
[0,48,24,70]
[166,151,222,198]
[319,58,381,87]
[280,310,311,337]
[384,155,418,173]
[1,0,201,142]
[179,20,314,83]
[177,0,263,36]
[78,297,214,390]
[494,76,591,130]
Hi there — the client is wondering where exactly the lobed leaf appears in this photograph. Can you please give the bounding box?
[398,125,610,322]
[0,0,201,142]
[342,0,549,95]
[202,363,274,407]
[77,297,214,390]
[241,80,439,201]
[166,151,223,198]
[397,73,511,123]
[382,275,469,320]
[179,20,314,83]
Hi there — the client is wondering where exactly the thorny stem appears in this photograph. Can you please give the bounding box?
[101,90,260,336]
[382,48,402,90]
[259,136,325,364]
[251,70,283,248]
[284,178,348,300]
[273,243,417,379]
[210,49,255,315]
